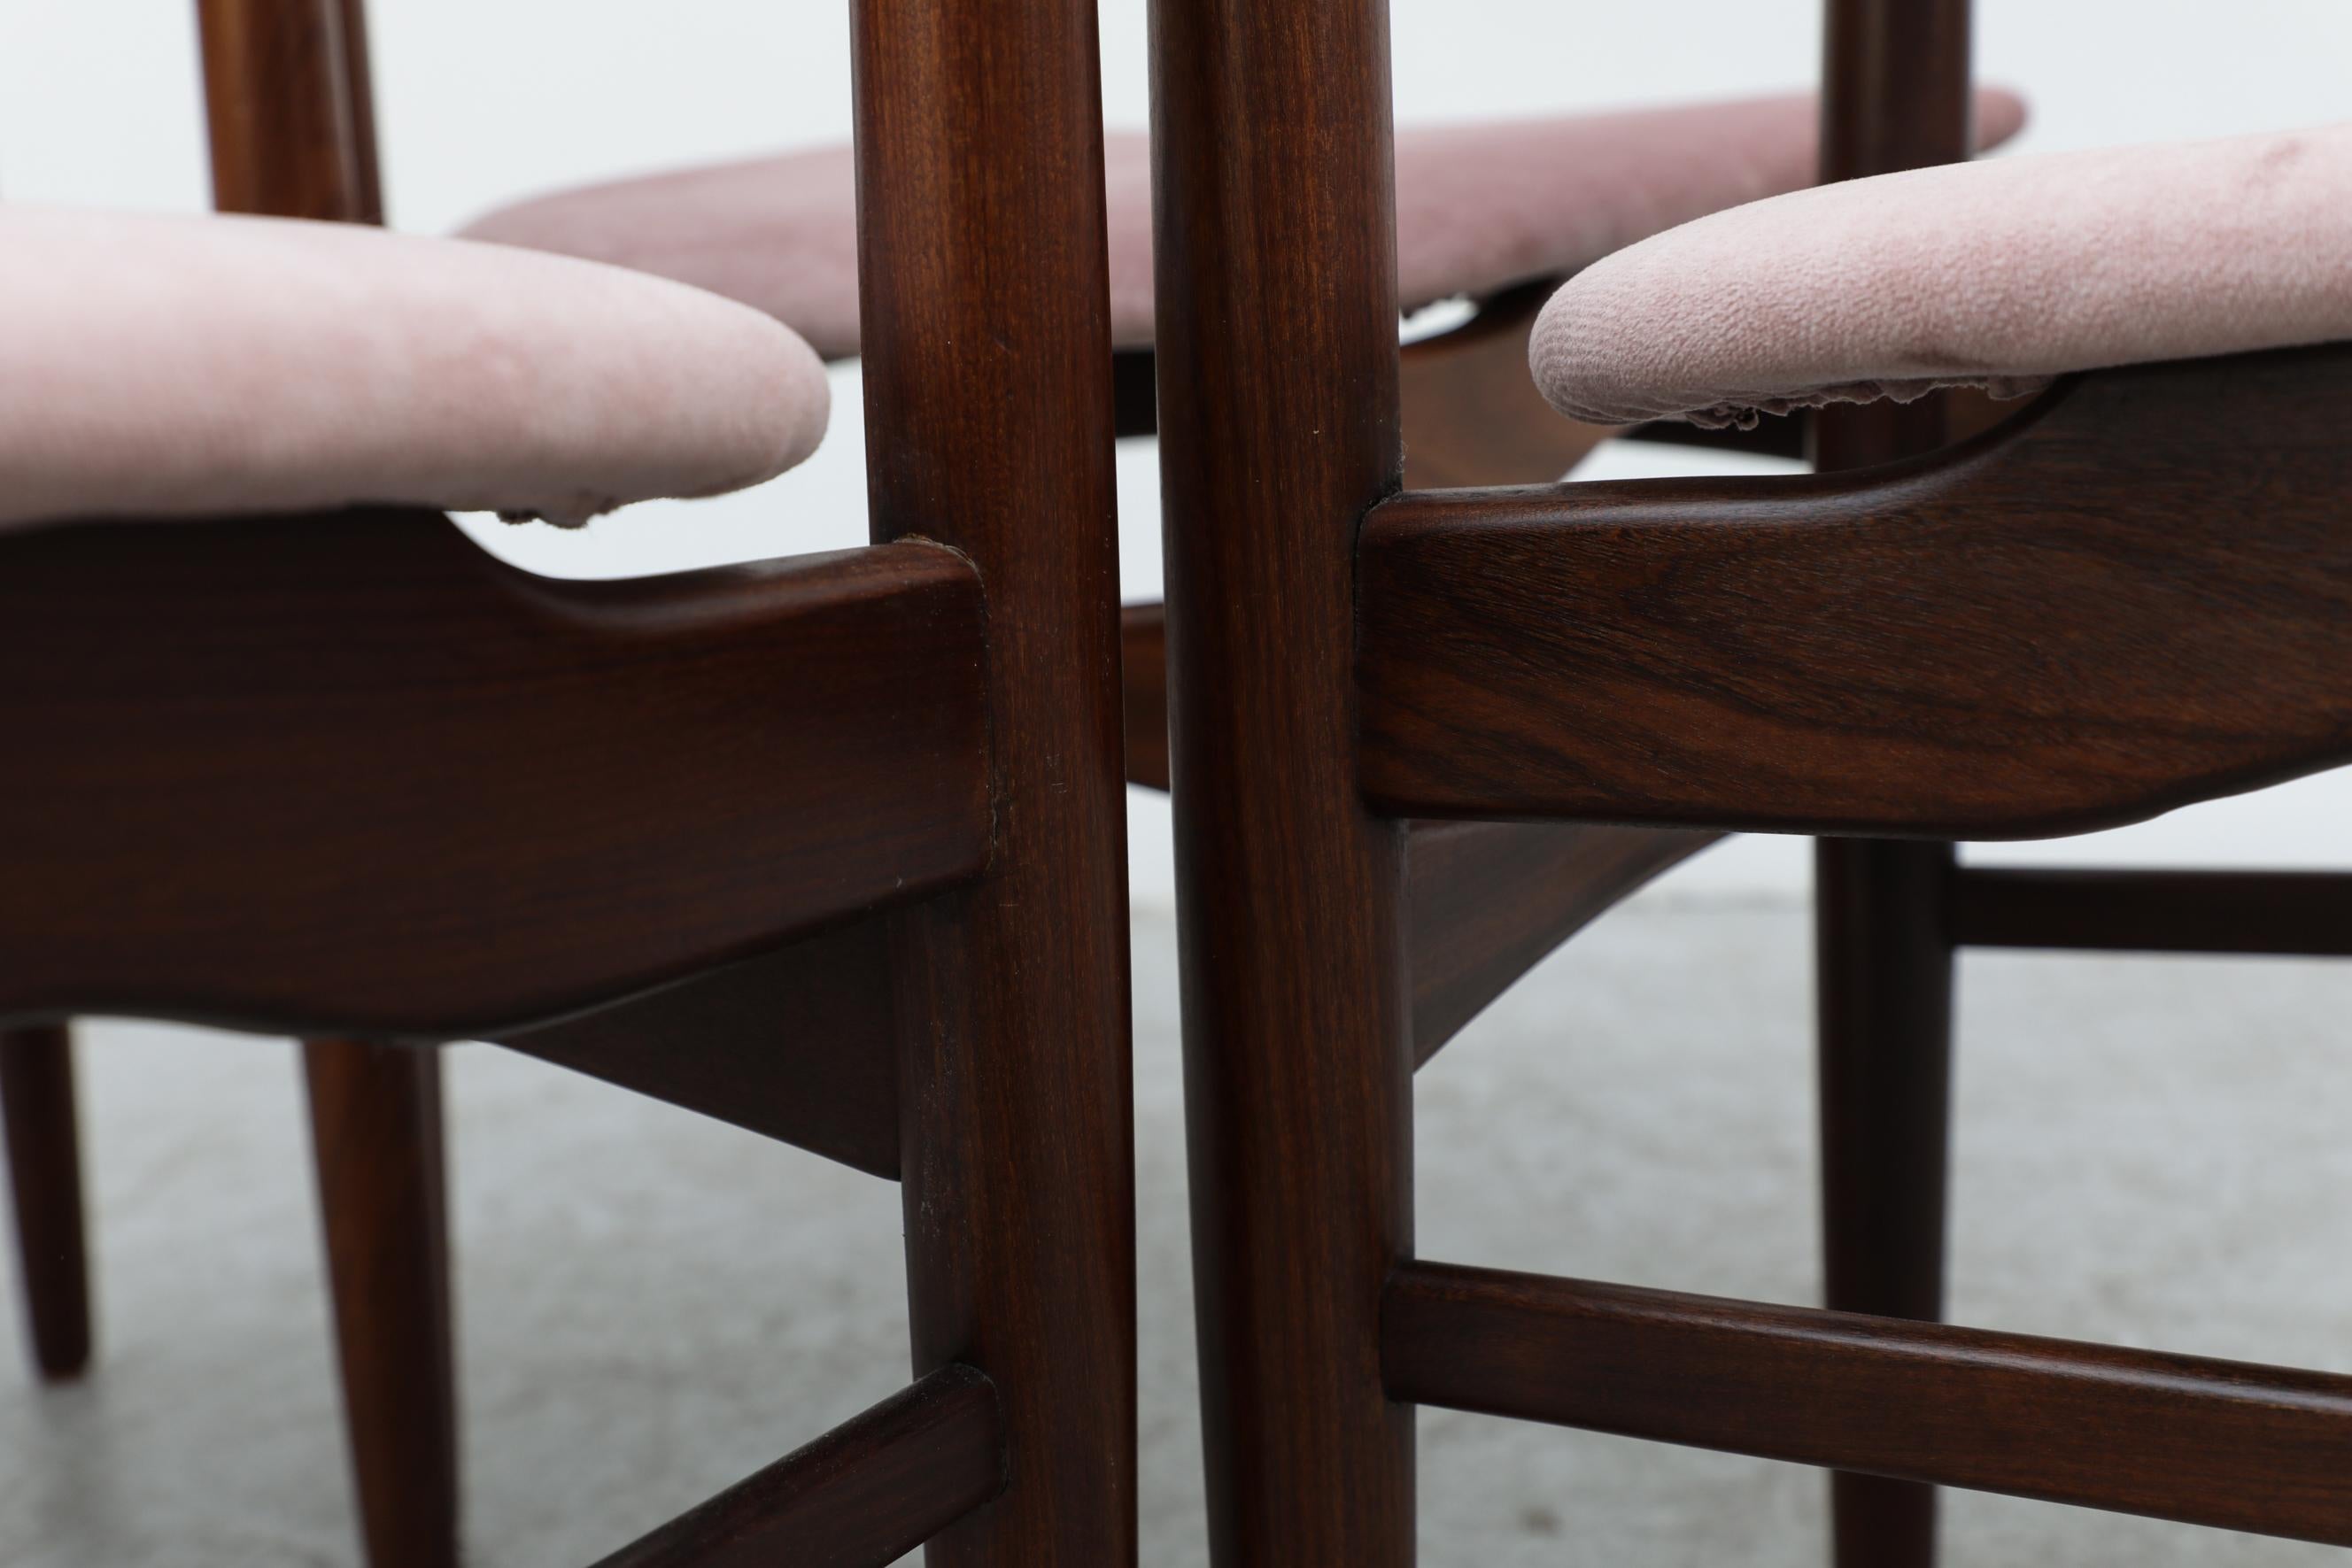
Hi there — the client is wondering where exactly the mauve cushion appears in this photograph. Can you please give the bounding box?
[460,89,2029,360]
[1530,121,2352,429]
[2,205,829,531]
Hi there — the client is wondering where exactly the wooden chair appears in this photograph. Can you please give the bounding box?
[0,3,1133,1567]
[1147,0,2352,1564]
[2,21,2035,1558]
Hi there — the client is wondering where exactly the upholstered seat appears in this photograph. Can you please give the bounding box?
[2,205,829,531]
[1529,121,2352,429]
[460,89,2028,360]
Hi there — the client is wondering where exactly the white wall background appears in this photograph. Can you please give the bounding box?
[5,1,2347,905]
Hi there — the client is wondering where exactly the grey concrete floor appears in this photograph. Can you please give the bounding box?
[2,896,2348,1565]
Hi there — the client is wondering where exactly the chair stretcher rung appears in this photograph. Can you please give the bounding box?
[1384,1261,2352,1546]
[587,1363,1005,1568]
[1950,867,2352,955]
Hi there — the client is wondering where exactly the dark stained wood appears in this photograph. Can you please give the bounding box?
[1122,603,1716,1066]
[590,1365,1005,1568]
[1820,0,1977,185]
[1407,823,1718,1063]
[1814,840,1954,1566]
[1149,0,1415,1560]
[0,522,989,1038]
[1112,350,1160,440]
[852,0,1136,1561]
[499,915,901,1178]
[1385,1261,2352,1546]
[0,1026,91,1381]
[1121,602,1171,792]
[1812,14,1974,1561]
[1356,346,2352,838]
[1950,867,2352,955]
[25,6,1134,1568]
[197,0,371,220]
[305,1039,459,1568]
[1399,285,1619,490]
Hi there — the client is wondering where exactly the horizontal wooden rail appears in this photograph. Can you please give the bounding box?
[1951,867,2352,956]
[1358,345,2352,838]
[1385,1261,2352,1545]
[0,514,991,1038]
[588,1363,1005,1568]
[499,910,900,1178]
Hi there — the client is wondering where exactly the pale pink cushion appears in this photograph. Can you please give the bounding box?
[460,90,2029,359]
[1,205,829,531]
[1530,122,2352,429]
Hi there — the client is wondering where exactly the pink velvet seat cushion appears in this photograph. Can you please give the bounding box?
[460,89,2027,360]
[2,205,829,532]
[1530,122,2352,429]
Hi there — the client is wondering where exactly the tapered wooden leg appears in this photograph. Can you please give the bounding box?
[1,1024,92,1381]
[304,1039,460,1568]
[1815,840,1955,1568]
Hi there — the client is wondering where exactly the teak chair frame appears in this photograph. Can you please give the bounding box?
[0,1,1136,1565]
[1145,0,2352,1564]
[0,4,1644,1558]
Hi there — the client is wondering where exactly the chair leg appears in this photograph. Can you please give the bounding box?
[1815,840,1956,1568]
[304,1039,460,1568]
[0,1024,93,1381]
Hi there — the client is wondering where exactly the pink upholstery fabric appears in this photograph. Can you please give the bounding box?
[460,89,2028,359]
[1,205,829,531]
[1530,122,2352,429]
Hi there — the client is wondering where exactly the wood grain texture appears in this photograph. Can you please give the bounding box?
[1385,1261,2352,1546]
[1950,867,2352,955]
[305,1039,459,1568]
[853,0,1136,1562]
[1149,0,1416,1562]
[1358,345,2352,838]
[1123,603,1716,1063]
[1406,822,1717,1063]
[0,521,989,1038]
[498,914,900,1178]
[0,1026,90,1381]
[588,1364,1006,1568]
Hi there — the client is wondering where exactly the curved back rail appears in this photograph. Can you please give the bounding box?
[0,513,988,1039]
[1359,344,2352,838]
